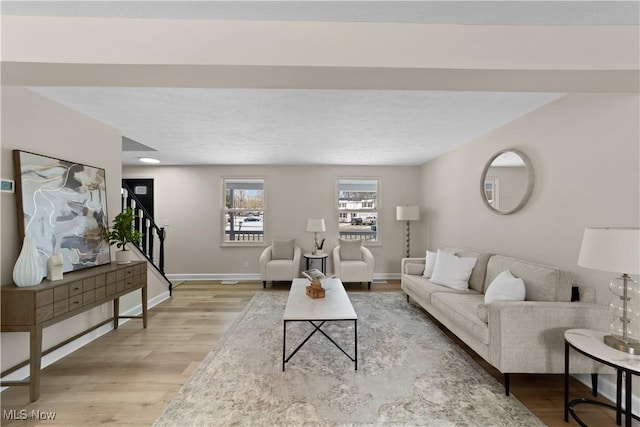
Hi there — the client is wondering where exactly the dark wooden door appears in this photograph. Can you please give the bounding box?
[122,178,154,218]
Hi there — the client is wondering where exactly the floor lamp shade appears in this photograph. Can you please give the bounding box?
[396,206,420,221]
[578,227,640,353]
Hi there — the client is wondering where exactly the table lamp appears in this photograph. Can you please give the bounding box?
[306,218,326,255]
[578,227,640,353]
[396,205,420,258]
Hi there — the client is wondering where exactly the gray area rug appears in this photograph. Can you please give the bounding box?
[154,292,545,426]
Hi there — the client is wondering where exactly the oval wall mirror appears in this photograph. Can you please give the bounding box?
[480,149,534,215]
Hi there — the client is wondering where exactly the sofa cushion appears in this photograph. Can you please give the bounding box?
[272,239,295,260]
[485,255,573,302]
[402,274,468,306]
[484,270,526,304]
[339,239,363,260]
[430,249,477,290]
[431,292,489,345]
[445,246,492,293]
[422,250,438,278]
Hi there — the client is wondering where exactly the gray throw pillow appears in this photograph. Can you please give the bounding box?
[272,239,295,260]
[339,239,362,261]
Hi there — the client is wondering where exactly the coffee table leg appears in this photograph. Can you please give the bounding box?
[354,320,358,371]
[283,320,287,372]
[564,341,569,422]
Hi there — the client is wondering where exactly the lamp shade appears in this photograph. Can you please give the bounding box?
[306,218,326,233]
[396,205,420,221]
[578,227,640,274]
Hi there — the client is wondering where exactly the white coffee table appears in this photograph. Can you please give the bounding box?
[282,278,357,371]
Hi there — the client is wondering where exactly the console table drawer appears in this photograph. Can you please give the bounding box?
[53,299,68,317]
[82,291,95,305]
[82,277,96,292]
[69,295,83,311]
[95,286,106,300]
[106,283,116,296]
[53,285,69,302]
[69,281,83,296]
[35,290,53,308]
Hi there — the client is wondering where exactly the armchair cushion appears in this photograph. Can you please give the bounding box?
[339,239,363,260]
[272,239,295,260]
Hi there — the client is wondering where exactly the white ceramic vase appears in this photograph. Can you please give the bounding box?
[13,236,44,287]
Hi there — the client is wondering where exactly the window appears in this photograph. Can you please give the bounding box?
[337,178,379,242]
[223,178,265,243]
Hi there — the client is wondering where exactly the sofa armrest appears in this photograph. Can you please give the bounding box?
[401,258,426,274]
[488,301,612,374]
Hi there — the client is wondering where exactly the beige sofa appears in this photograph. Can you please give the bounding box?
[401,246,612,395]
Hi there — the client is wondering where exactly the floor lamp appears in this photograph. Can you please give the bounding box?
[578,227,640,353]
[396,206,419,258]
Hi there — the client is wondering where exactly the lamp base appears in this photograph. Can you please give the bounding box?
[604,334,640,354]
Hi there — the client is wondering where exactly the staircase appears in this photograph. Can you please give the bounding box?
[121,182,173,296]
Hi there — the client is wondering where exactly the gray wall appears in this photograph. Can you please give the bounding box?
[420,93,640,307]
[122,164,422,278]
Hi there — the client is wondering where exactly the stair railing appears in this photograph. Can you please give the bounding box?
[121,182,172,296]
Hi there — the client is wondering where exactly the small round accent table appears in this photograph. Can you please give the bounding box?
[564,329,640,427]
[303,252,329,275]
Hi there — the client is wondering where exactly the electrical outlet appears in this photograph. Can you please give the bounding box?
[243,261,249,268]
[101,303,108,313]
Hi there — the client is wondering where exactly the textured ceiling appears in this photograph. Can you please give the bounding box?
[11,1,638,166]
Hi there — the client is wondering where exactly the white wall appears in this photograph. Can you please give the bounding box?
[0,87,166,372]
[420,93,640,306]
[122,164,421,278]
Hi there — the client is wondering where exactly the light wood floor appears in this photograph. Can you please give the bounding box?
[0,280,625,426]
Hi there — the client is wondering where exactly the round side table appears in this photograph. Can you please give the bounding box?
[303,252,329,275]
[564,329,640,427]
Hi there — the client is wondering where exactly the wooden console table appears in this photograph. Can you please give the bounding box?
[1,261,147,402]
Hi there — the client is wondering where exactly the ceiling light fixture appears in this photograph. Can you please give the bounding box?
[138,157,160,164]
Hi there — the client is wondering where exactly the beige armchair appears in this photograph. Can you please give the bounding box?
[259,239,301,288]
[332,239,375,289]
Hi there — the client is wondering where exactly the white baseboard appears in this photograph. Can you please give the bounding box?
[574,373,639,416]
[1,290,171,391]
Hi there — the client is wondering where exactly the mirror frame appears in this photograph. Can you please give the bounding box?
[480,148,534,215]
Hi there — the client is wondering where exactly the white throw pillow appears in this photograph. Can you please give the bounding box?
[430,249,477,290]
[484,270,526,304]
[422,251,438,278]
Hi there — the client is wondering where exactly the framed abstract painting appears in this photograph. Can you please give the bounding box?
[13,150,111,274]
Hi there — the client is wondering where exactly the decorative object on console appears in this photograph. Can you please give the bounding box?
[302,269,325,299]
[46,252,63,281]
[13,150,111,273]
[104,207,142,264]
[12,235,44,287]
[396,205,419,258]
[578,227,640,354]
[306,218,326,255]
[480,149,534,215]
